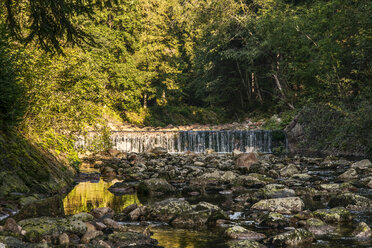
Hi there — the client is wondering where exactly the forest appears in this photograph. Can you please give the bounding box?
[1,1,372,248]
[1,0,372,156]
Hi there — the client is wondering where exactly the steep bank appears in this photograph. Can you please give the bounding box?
[0,130,75,200]
[285,103,372,158]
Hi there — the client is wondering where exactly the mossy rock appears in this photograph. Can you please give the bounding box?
[18,216,87,238]
[265,228,314,247]
[328,193,372,210]
[312,207,352,223]
[108,231,160,247]
[14,195,64,221]
[137,178,176,195]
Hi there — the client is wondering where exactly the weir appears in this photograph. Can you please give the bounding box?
[76,130,287,153]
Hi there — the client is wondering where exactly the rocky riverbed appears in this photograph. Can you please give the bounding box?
[1,148,371,247]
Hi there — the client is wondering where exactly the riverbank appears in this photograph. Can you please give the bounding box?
[0,130,76,219]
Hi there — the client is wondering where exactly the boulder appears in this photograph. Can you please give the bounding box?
[58,233,69,246]
[19,216,87,239]
[235,153,258,169]
[312,207,352,223]
[108,182,136,195]
[304,218,335,235]
[101,167,117,178]
[225,226,266,241]
[259,212,289,228]
[137,178,176,195]
[70,212,95,222]
[129,206,146,221]
[14,195,64,221]
[148,147,167,155]
[81,230,103,244]
[251,197,304,214]
[352,222,372,239]
[351,159,372,169]
[328,193,372,210]
[107,148,121,157]
[91,207,114,219]
[145,198,192,223]
[256,184,295,199]
[279,164,299,177]
[3,218,21,235]
[103,218,120,229]
[337,168,358,181]
[265,228,314,247]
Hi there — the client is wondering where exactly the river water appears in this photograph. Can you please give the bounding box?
[62,170,372,248]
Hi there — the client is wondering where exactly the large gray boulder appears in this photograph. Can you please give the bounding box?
[225,226,266,241]
[265,228,314,247]
[137,178,176,195]
[251,197,304,214]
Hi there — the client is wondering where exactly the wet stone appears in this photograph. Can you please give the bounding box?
[225,226,266,241]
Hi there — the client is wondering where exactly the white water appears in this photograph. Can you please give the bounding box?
[76,130,286,153]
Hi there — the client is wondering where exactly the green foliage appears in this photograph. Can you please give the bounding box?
[298,102,372,156]
[0,28,25,129]
[144,105,227,127]
[0,0,371,159]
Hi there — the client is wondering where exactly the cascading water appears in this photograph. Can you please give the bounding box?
[76,130,287,153]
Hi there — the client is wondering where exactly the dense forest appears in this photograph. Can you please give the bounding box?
[0,0,371,157]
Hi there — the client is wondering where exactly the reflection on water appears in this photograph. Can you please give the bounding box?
[63,179,141,215]
[151,228,227,248]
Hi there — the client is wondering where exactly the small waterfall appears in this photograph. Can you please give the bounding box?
[76,130,287,153]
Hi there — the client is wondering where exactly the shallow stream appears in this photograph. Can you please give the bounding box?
[62,169,372,248]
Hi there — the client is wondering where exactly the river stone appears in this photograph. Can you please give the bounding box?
[148,147,167,155]
[259,212,289,228]
[70,212,94,222]
[108,182,136,195]
[129,206,146,221]
[171,211,210,228]
[251,197,304,214]
[328,193,372,210]
[352,222,372,239]
[256,184,295,199]
[59,233,69,246]
[193,201,228,221]
[305,218,335,235]
[107,148,121,157]
[236,176,266,187]
[337,168,358,181]
[235,153,258,169]
[225,226,266,241]
[265,228,314,247]
[19,216,87,238]
[137,178,176,195]
[312,207,352,223]
[351,159,372,169]
[91,207,114,219]
[103,218,120,229]
[194,161,205,167]
[279,164,299,177]
[146,198,192,222]
[108,231,160,247]
[122,203,138,215]
[227,240,266,248]
[291,173,312,181]
[101,166,117,178]
[14,195,64,221]
[3,218,21,234]
[81,230,103,244]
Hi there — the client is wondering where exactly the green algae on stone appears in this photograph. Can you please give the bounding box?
[312,207,352,223]
[265,228,314,247]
